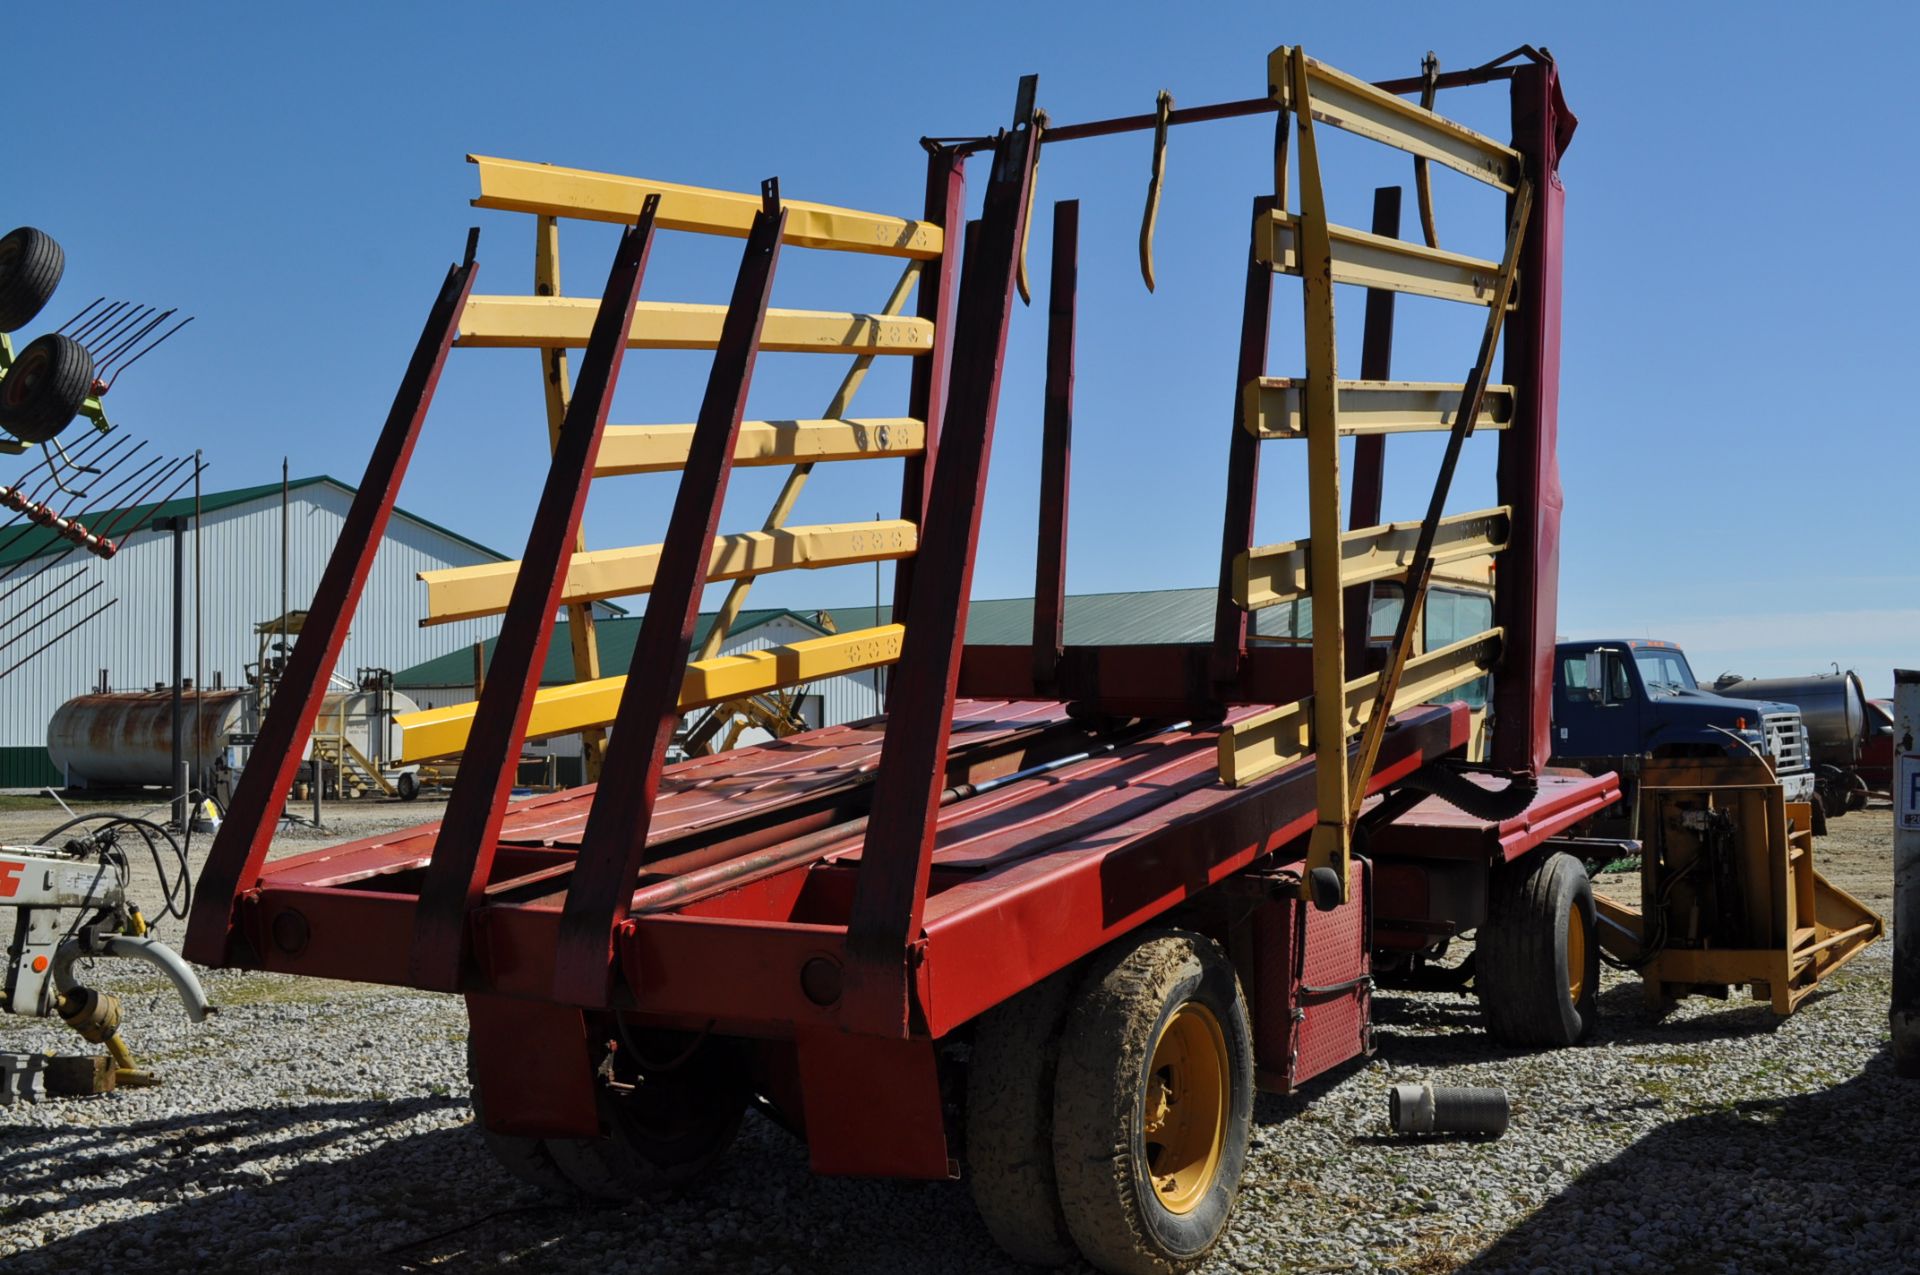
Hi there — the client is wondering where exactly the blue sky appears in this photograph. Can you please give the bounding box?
[8,4,1916,694]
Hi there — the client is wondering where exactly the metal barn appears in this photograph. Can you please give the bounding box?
[0,475,515,787]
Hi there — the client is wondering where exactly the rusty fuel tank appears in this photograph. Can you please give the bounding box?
[46,689,253,788]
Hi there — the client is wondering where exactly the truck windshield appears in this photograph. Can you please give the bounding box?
[1634,648,1697,695]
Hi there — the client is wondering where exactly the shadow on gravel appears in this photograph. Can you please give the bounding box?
[1456,1046,1920,1274]
[6,1107,1036,1275]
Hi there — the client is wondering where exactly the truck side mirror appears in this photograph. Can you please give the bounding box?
[1584,652,1605,702]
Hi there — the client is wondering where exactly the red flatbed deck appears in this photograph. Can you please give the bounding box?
[239,697,1614,1040]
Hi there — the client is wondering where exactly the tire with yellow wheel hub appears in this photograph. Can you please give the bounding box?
[1052,930,1252,1274]
[1476,851,1599,1047]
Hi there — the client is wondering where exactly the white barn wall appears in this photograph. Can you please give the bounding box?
[0,479,503,781]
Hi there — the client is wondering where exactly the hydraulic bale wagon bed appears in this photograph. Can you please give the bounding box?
[187,44,1610,1271]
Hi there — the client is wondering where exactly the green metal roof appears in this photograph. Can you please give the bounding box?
[394,607,825,686]
[0,474,512,569]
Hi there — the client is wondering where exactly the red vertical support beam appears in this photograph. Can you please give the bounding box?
[552,184,789,1006]
[1210,196,1278,686]
[183,240,478,968]
[844,81,1040,1031]
[893,148,968,619]
[1491,62,1573,772]
[1031,199,1077,689]
[1343,186,1402,667]
[409,200,662,992]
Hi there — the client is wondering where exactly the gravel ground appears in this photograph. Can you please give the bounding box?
[0,797,1912,1273]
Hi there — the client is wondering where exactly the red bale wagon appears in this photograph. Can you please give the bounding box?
[186,43,1608,1272]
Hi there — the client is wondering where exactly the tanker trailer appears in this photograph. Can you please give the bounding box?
[1713,669,1873,817]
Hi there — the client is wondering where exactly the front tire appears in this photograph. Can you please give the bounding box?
[1052,930,1253,1275]
[1477,851,1599,1047]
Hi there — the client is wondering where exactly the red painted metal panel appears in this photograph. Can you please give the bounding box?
[845,86,1040,1030]
[411,202,662,992]
[1292,857,1370,1086]
[1364,768,1619,862]
[1032,200,1076,689]
[555,191,790,1005]
[913,706,1467,1036]
[894,149,966,617]
[1249,891,1299,1092]
[959,641,1318,711]
[1491,61,1574,772]
[796,1028,952,1179]
[243,701,1073,891]
[185,247,477,968]
[465,993,598,1138]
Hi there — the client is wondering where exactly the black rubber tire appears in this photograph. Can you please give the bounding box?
[1476,851,1600,1047]
[0,227,64,332]
[544,1039,747,1199]
[465,1038,575,1194]
[396,770,420,802]
[1052,930,1253,1275]
[0,332,92,444]
[966,970,1079,1266]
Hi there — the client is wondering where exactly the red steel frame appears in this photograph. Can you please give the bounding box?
[187,53,1591,1180]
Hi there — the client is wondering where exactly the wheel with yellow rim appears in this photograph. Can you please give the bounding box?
[1051,930,1253,1274]
[1476,850,1600,1047]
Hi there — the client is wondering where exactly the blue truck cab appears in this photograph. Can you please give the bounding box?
[1551,638,1816,826]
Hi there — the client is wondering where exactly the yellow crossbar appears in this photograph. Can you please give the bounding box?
[1242,379,1513,439]
[1234,508,1511,610]
[1267,48,1521,191]
[1218,628,1504,787]
[596,418,924,477]
[470,155,944,259]
[1260,212,1510,306]
[394,624,907,762]
[458,296,936,355]
[420,521,918,625]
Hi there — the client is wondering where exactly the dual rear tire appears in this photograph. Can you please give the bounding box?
[968,930,1254,1274]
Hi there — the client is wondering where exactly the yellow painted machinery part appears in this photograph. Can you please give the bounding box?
[1265,46,1520,190]
[420,521,918,626]
[1590,756,1885,1016]
[1260,212,1510,308]
[1218,627,1503,788]
[458,296,935,356]
[1235,506,1510,610]
[469,155,944,259]
[1243,379,1513,439]
[595,418,924,477]
[395,624,906,763]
